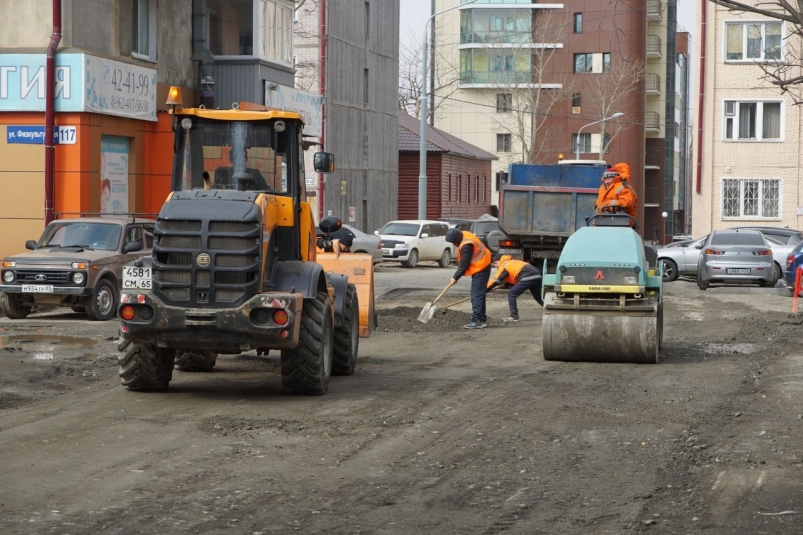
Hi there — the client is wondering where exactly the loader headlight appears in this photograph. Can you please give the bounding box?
[624,276,638,284]
[561,275,576,284]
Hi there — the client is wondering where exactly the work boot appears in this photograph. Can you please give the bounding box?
[463,320,488,330]
[502,315,519,323]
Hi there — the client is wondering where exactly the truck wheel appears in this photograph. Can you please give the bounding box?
[403,249,419,268]
[83,278,117,321]
[0,293,32,319]
[118,339,175,391]
[174,350,218,372]
[438,249,451,268]
[333,284,359,375]
[281,291,333,395]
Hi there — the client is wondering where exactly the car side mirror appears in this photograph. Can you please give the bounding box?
[694,244,703,249]
[25,240,36,250]
[374,231,379,235]
[122,241,143,254]
[313,152,335,174]
[420,233,429,238]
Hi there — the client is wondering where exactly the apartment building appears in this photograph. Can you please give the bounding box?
[430,0,688,242]
[0,0,296,258]
[693,3,799,235]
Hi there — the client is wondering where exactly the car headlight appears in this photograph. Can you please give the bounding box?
[395,243,408,249]
[3,271,14,283]
[72,272,85,285]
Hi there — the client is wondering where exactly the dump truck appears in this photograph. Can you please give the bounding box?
[116,93,374,395]
[540,214,663,363]
[488,161,608,265]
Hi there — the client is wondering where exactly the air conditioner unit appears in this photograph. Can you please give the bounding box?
[572,106,581,114]
[725,101,735,116]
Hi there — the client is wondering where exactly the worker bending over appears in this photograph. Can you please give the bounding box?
[595,162,638,224]
[446,228,492,330]
[487,255,543,323]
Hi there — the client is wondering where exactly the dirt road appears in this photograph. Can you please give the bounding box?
[1,269,802,534]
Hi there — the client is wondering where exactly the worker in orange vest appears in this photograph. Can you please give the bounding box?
[487,255,543,323]
[446,228,492,329]
[595,162,638,225]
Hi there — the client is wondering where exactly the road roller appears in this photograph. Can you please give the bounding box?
[541,214,663,363]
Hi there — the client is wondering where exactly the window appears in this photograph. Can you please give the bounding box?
[496,93,512,113]
[365,0,370,39]
[573,13,583,33]
[448,174,452,202]
[572,93,581,107]
[723,100,782,141]
[572,133,591,154]
[364,68,369,106]
[132,0,156,60]
[722,178,780,218]
[573,53,610,73]
[208,1,293,65]
[496,133,512,153]
[726,21,782,61]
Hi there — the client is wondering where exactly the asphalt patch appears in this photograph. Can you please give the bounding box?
[377,306,473,333]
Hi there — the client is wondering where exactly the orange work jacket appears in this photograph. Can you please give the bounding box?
[458,231,491,276]
[596,176,637,219]
[489,255,530,285]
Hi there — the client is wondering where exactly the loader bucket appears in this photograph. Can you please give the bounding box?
[315,252,376,337]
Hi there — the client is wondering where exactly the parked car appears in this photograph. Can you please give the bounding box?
[657,235,707,282]
[728,226,803,279]
[0,217,155,321]
[375,220,454,268]
[321,224,383,264]
[784,240,803,288]
[697,229,776,290]
[452,218,500,250]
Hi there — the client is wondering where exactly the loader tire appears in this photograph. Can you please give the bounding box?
[175,350,218,372]
[333,284,359,375]
[118,339,175,391]
[281,291,333,395]
[0,293,32,319]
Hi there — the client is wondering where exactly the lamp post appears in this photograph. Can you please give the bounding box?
[574,112,625,161]
[418,0,477,220]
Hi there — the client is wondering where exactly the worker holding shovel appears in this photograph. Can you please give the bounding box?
[487,255,543,323]
[446,228,492,329]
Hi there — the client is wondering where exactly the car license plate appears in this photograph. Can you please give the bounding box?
[22,285,53,293]
[498,248,523,256]
[727,268,750,275]
[122,266,152,290]
[382,248,391,254]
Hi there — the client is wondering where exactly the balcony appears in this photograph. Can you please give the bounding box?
[645,111,660,132]
[644,188,661,207]
[646,72,662,95]
[645,148,662,169]
[460,70,533,86]
[647,35,662,58]
[460,31,533,45]
[647,0,663,21]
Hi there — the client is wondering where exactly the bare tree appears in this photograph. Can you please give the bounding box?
[582,55,645,159]
[708,0,803,102]
[399,20,461,120]
[293,0,322,92]
[480,9,575,164]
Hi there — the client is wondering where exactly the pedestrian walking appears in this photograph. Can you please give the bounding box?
[446,228,492,329]
[487,254,543,323]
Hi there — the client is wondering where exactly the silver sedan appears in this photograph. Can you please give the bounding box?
[658,235,707,282]
[696,230,776,290]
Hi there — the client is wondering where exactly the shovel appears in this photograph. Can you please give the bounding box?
[417,283,452,323]
[437,288,496,316]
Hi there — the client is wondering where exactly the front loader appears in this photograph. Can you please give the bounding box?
[117,93,373,395]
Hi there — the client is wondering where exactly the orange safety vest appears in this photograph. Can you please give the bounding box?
[458,231,491,276]
[490,255,529,285]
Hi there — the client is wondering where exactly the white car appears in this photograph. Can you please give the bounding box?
[375,220,455,268]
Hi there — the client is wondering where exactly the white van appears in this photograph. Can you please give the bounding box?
[375,220,455,268]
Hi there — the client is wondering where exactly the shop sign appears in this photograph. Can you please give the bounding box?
[265,83,323,137]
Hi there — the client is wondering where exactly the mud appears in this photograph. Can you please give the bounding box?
[377,306,474,332]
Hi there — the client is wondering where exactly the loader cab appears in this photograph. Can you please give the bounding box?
[170,110,305,198]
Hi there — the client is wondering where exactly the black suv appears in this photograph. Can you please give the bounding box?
[447,219,500,248]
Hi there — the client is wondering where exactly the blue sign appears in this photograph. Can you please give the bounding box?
[0,54,84,112]
[6,125,77,145]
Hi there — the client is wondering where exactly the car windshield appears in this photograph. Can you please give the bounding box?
[711,232,765,246]
[39,222,121,251]
[379,223,419,236]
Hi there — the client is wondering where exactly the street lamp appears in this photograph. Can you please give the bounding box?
[574,112,625,161]
[418,0,477,220]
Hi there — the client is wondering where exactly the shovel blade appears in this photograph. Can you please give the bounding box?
[417,302,438,323]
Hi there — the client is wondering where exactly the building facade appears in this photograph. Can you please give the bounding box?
[429,0,689,243]
[0,0,296,259]
[295,0,400,233]
[693,3,801,235]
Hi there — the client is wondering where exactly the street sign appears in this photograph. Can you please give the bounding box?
[6,125,77,145]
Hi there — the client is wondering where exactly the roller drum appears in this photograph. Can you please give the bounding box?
[542,309,659,364]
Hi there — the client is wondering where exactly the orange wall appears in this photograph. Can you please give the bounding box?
[0,112,173,259]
